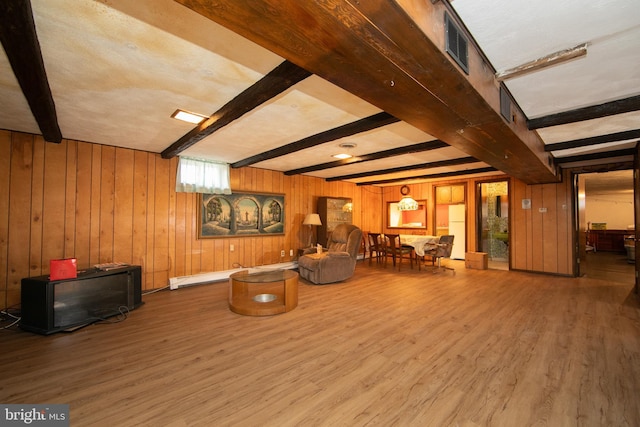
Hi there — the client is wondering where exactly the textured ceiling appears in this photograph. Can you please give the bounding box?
[0,0,638,187]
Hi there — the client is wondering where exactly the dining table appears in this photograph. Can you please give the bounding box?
[399,234,440,257]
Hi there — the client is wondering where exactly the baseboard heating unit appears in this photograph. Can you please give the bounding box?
[168,261,298,290]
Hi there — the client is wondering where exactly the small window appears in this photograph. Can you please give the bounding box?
[175,157,231,194]
[445,12,469,74]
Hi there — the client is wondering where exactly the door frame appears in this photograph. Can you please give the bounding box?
[634,142,640,293]
[572,164,638,283]
[572,172,587,277]
[475,178,511,268]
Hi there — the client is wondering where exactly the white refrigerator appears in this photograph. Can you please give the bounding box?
[448,204,466,260]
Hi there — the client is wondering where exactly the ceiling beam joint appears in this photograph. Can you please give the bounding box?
[161,60,311,159]
[0,0,62,143]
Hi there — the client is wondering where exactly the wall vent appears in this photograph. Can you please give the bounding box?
[500,85,512,123]
[445,12,469,74]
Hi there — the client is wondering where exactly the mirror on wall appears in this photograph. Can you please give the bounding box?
[387,200,427,229]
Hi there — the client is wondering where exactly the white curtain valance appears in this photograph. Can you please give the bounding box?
[175,157,231,194]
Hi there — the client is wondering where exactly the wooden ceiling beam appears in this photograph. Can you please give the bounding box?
[326,156,478,181]
[175,0,558,184]
[231,112,398,168]
[161,60,311,159]
[358,166,498,186]
[284,140,449,175]
[545,129,640,152]
[528,95,640,130]
[554,148,636,165]
[0,0,62,143]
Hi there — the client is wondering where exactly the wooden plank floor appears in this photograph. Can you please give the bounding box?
[2,258,640,426]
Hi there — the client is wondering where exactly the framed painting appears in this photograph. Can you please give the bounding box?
[198,192,285,238]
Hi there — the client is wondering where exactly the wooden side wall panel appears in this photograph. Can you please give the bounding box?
[89,145,102,267]
[42,139,68,274]
[0,130,577,307]
[99,146,116,264]
[0,131,12,308]
[132,150,149,278]
[7,133,34,301]
[167,157,177,282]
[153,156,170,288]
[511,178,529,270]
[114,148,134,264]
[530,185,544,272]
[174,187,187,278]
[559,171,573,275]
[64,141,77,258]
[29,136,44,278]
[144,154,156,290]
[542,184,559,273]
[75,142,93,270]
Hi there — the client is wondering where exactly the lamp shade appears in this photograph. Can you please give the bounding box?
[303,213,322,226]
[397,196,419,211]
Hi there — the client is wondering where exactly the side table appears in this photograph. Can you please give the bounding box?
[229,269,298,316]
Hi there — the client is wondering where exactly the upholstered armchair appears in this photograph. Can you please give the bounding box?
[298,224,363,284]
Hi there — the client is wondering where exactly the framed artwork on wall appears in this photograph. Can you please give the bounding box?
[198,192,285,238]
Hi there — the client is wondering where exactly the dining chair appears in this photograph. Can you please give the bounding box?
[367,233,384,264]
[422,234,455,273]
[384,234,414,270]
[358,232,368,261]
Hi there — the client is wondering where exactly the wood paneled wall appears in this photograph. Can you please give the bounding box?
[511,170,573,274]
[0,130,575,309]
[380,173,574,276]
[0,130,368,307]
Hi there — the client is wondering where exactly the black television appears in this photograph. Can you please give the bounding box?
[21,265,142,335]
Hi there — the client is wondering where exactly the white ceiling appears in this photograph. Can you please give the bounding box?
[1,0,639,187]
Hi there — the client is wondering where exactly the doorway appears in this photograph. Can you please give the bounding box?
[575,170,634,283]
[477,180,509,270]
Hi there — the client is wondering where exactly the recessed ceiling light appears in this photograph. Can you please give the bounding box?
[333,142,357,159]
[171,109,208,124]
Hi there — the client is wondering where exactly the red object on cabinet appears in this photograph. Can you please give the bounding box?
[50,258,78,280]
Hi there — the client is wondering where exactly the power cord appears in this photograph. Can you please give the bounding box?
[1,306,21,330]
[93,306,130,324]
[143,285,169,295]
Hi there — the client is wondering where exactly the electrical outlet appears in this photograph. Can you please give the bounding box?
[280,250,285,257]
[230,244,235,252]
[289,249,293,256]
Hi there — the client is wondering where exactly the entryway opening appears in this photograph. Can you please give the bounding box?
[477,180,509,270]
[576,170,634,284]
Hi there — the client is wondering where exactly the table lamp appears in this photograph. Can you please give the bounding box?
[303,213,322,247]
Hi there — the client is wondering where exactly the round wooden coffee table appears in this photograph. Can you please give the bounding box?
[228,269,298,316]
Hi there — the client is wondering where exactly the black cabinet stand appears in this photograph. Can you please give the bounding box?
[20,265,143,335]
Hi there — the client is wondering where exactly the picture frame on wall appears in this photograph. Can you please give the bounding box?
[198,192,285,238]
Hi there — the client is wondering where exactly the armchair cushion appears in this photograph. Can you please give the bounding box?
[298,224,362,284]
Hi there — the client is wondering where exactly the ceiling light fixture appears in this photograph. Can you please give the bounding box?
[333,142,357,160]
[397,185,419,211]
[171,109,208,124]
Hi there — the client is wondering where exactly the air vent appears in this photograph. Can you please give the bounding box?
[500,85,512,123]
[445,12,469,74]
